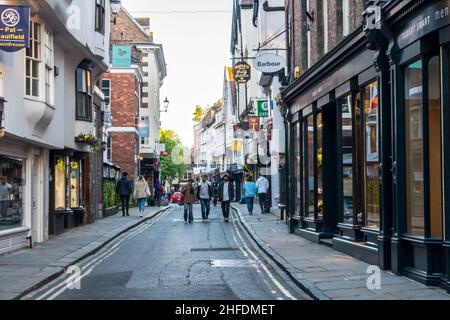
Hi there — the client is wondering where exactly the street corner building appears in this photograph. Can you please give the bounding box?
[0,0,111,253]
[101,7,167,189]
[282,0,450,292]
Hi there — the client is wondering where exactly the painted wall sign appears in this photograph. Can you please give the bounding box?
[397,0,450,49]
[0,5,29,52]
[112,46,131,67]
[257,100,269,118]
[234,61,251,83]
[253,54,285,73]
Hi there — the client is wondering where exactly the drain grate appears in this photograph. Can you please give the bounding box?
[191,247,239,252]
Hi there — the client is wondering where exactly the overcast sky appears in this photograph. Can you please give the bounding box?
[121,0,233,147]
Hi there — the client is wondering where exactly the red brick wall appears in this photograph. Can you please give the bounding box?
[103,73,139,128]
[286,0,365,76]
[110,132,138,179]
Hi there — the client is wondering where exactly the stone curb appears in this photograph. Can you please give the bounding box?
[11,207,171,300]
[231,205,330,300]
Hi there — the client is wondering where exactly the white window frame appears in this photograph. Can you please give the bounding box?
[323,0,328,54]
[25,19,44,99]
[343,0,351,37]
[101,78,111,111]
[44,26,54,106]
[307,0,312,68]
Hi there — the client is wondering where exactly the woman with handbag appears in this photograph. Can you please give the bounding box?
[134,175,151,218]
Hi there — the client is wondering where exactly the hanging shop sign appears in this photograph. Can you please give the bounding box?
[112,46,132,67]
[248,116,260,131]
[257,100,269,118]
[253,53,285,74]
[0,5,30,52]
[233,61,251,83]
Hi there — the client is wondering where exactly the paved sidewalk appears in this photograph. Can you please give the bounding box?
[232,204,450,300]
[0,206,170,300]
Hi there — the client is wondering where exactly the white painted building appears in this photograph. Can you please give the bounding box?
[231,0,286,213]
[0,0,110,254]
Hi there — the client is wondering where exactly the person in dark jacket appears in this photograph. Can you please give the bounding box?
[116,172,133,216]
[218,174,235,223]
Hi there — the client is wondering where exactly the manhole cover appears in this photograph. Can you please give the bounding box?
[191,247,239,252]
[211,259,257,268]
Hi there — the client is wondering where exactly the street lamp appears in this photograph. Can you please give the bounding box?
[162,97,169,113]
[111,0,122,25]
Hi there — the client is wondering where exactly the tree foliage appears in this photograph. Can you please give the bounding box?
[159,129,185,184]
[193,105,205,122]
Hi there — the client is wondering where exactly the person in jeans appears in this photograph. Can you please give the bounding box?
[197,174,213,220]
[181,179,196,223]
[256,175,270,213]
[134,175,150,218]
[116,172,133,216]
[242,176,257,215]
[218,174,235,223]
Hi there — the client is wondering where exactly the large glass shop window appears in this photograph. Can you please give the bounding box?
[294,122,301,216]
[55,157,67,211]
[306,115,315,216]
[405,60,425,236]
[363,81,380,230]
[340,95,354,224]
[316,113,324,218]
[0,156,24,231]
[428,56,442,238]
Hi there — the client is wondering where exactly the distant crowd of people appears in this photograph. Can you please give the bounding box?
[114,171,271,222]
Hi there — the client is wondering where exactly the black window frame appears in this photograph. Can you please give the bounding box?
[75,67,93,121]
[95,0,106,34]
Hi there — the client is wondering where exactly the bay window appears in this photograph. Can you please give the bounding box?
[26,20,42,98]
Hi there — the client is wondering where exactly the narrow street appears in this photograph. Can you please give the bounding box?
[23,205,309,300]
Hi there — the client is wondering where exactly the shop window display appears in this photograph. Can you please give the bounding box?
[0,156,24,231]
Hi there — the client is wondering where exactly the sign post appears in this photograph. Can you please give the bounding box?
[0,5,30,52]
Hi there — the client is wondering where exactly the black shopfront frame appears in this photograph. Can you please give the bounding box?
[390,30,448,289]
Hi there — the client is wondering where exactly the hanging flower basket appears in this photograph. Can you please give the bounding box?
[75,133,100,153]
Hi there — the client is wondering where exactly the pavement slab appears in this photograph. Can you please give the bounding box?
[231,204,450,300]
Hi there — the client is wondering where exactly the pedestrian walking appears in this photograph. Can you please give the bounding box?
[134,175,151,218]
[218,174,235,223]
[242,176,257,215]
[256,175,270,213]
[181,179,196,223]
[197,174,213,220]
[154,180,164,207]
[212,179,219,207]
[116,172,133,217]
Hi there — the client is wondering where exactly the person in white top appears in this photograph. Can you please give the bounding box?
[256,175,270,213]
[197,174,212,220]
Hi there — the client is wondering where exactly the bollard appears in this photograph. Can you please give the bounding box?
[278,204,286,221]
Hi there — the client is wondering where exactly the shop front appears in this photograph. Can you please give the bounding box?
[285,28,388,264]
[283,0,450,291]
[49,150,85,235]
[386,0,450,290]
[0,136,48,254]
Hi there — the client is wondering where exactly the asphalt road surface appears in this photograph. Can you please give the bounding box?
[23,204,310,300]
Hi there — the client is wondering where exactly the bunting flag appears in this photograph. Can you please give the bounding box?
[371,84,378,109]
